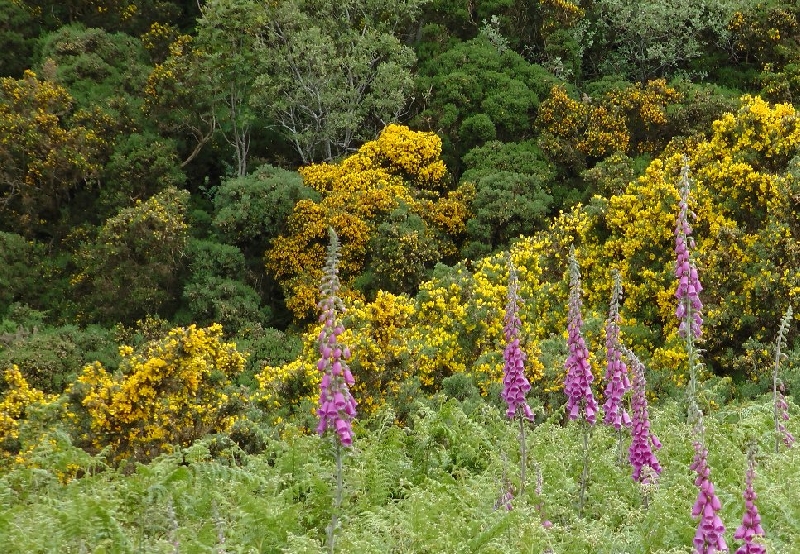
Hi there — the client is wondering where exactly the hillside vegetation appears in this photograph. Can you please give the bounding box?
[1,0,799,551]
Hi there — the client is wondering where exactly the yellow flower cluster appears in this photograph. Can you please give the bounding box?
[0,71,110,233]
[71,324,245,461]
[728,7,798,66]
[538,0,585,32]
[537,81,680,161]
[0,366,54,462]
[267,125,471,320]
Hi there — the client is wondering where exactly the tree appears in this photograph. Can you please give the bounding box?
[412,35,559,174]
[459,140,555,257]
[0,0,38,78]
[0,70,112,238]
[71,187,190,325]
[251,0,423,163]
[588,0,739,82]
[212,164,319,256]
[34,25,185,220]
[180,238,266,334]
[191,0,262,176]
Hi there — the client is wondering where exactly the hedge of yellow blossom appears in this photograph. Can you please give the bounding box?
[599,95,800,386]
[0,70,111,235]
[261,94,800,413]
[69,324,245,462]
[266,124,473,320]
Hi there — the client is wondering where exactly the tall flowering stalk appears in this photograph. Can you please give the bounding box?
[734,447,766,554]
[564,246,598,516]
[501,258,535,494]
[565,247,599,424]
[621,346,662,487]
[316,228,356,554]
[773,305,794,452]
[675,159,704,421]
[603,270,631,432]
[675,161,726,553]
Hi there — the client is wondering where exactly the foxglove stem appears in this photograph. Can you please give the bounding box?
[773,305,794,452]
[690,432,727,554]
[316,228,357,447]
[675,159,704,425]
[326,441,344,554]
[578,419,591,518]
[519,414,528,493]
[603,270,631,430]
[622,346,662,484]
[501,259,535,423]
[502,259,534,493]
[564,247,597,518]
[316,228,356,554]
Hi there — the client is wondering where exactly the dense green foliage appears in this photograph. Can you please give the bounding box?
[0,396,798,552]
[1,0,800,551]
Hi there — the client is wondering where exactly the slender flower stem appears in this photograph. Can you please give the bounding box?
[603,270,631,431]
[734,445,766,554]
[675,159,704,425]
[578,419,591,517]
[326,439,344,554]
[317,228,356,554]
[519,414,527,493]
[773,305,794,452]
[622,346,662,484]
[564,247,597,517]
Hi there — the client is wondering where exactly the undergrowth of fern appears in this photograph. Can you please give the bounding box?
[0,390,797,553]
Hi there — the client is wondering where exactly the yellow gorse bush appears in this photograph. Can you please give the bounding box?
[266,124,472,320]
[71,324,245,461]
[0,365,56,464]
[537,80,681,163]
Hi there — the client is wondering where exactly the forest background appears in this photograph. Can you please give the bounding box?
[1,0,800,551]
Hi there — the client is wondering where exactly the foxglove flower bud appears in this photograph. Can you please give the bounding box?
[675,161,704,340]
[734,449,766,554]
[622,347,662,483]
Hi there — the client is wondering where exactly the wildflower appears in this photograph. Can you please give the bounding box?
[501,260,534,422]
[564,247,598,424]
[603,270,632,430]
[316,228,357,447]
[623,347,661,483]
[674,160,703,340]
[734,450,766,554]
[690,438,727,553]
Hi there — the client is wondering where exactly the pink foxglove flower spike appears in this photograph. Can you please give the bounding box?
[316,228,357,447]
[564,246,599,424]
